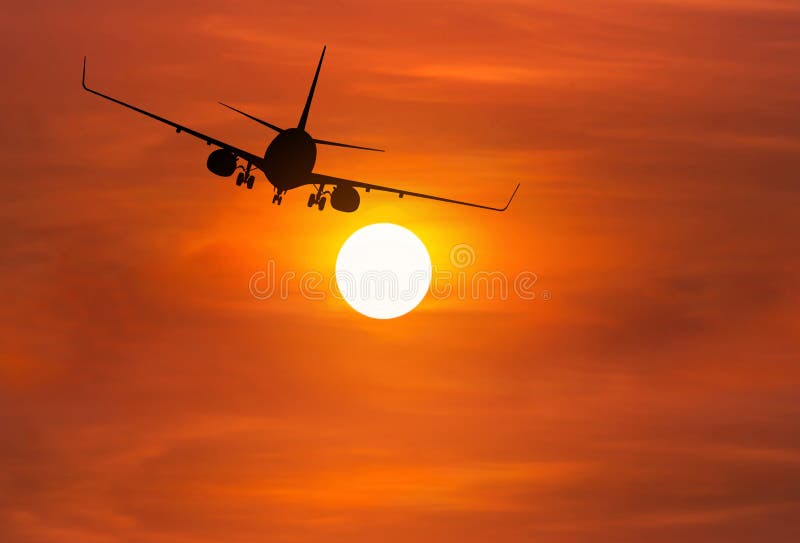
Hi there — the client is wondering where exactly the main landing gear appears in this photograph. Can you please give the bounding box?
[272,190,285,205]
[307,183,329,211]
[235,162,255,189]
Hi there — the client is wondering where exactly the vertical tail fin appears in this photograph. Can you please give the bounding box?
[298,46,326,131]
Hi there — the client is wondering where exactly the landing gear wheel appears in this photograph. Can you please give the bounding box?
[272,194,279,204]
[307,193,316,207]
[317,196,326,211]
[246,176,255,189]
[236,172,244,186]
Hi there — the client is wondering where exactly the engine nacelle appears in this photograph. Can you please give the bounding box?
[206,149,237,177]
[330,186,361,212]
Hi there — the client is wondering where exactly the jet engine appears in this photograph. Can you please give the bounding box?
[330,186,361,212]
[206,149,237,177]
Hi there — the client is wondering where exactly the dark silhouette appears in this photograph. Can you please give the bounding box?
[82,47,519,212]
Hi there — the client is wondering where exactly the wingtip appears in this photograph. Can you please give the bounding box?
[502,182,521,211]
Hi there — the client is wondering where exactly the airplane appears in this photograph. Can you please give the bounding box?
[82,46,519,213]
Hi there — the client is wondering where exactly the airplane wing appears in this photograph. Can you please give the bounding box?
[82,58,264,167]
[308,172,520,212]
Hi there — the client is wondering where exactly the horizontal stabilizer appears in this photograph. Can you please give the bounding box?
[313,138,384,152]
[218,102,283,133]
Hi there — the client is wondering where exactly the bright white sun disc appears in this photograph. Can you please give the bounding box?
[335,223,432,319]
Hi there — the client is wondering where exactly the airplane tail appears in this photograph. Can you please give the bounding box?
[220,46,384,152]
[298,46,326,130]
[297,46,384,152]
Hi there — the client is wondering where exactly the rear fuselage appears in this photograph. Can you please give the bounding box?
[262,128,317,191]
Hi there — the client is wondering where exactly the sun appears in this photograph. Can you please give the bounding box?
[336,223,432,319]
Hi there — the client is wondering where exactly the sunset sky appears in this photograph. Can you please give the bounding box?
[2,1,800,542]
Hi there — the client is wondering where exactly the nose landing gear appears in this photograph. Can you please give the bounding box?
[272,190,285,205]
[307,183,329,211]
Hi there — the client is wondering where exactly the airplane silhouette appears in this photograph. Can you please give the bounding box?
[82,46,519,213]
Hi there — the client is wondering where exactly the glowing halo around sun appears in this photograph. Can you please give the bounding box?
[335,223,432,319]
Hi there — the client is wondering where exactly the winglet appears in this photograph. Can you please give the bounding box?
[501,183,521,211]
[82,56,88,90]
[298,45,326,131]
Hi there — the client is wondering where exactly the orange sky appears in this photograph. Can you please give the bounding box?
[2,1,800,542]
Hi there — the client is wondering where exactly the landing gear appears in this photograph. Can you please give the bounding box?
[307,183,330,211]
[272,190,284,205]
[236,163,255,189]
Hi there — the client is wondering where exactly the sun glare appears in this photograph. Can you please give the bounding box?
[335,223,432,319]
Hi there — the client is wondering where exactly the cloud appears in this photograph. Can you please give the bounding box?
[2,1,800,542]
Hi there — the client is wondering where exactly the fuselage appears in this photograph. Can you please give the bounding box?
[262,128,317,191]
